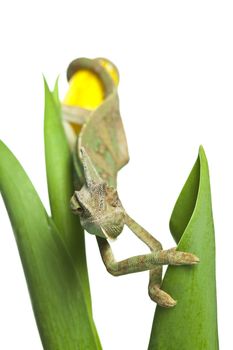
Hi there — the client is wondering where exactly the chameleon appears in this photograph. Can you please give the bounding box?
[62,57,199,308]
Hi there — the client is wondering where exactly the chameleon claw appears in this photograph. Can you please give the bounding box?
[166,248,200,266]
[149,285,177,308]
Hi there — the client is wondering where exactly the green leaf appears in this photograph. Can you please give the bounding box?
[52,76,60,106]
[44,78,91,308]
[148,146,219,350]
[44,79,101,348]
[0,141,99,349]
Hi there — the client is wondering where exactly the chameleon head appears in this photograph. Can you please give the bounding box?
[70,148,125,239]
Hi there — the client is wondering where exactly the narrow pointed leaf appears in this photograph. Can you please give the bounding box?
[52,77,60,106]
[44,79,101,348]
[0,141,98,350]
[148,146,219,350]
[44,79,91,310]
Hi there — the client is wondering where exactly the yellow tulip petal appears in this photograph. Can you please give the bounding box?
[63,69,104,109]
[63,58,119,137]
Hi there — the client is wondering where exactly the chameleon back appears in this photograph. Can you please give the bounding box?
[66,58,129,189]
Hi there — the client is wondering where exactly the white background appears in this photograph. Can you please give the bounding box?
[0,1,232,349]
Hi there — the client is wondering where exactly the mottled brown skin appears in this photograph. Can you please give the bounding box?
[67,57,199,307]
[70,148,199,307]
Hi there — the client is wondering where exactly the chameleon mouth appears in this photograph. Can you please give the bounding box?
[100,227,111,240]
[100,222,123,240]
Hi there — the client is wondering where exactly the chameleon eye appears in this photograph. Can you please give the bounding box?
[76,205,84,214]
[70,194,84,215]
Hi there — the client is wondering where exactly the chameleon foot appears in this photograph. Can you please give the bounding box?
[165,248,200,266]
[149,284,177,308]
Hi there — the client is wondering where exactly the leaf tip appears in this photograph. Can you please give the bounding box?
[198,144,206,157]
[43,75,50,93]
[53,75,60,90]
[198,145,209,171]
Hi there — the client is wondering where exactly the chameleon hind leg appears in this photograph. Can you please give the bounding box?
[96,216,199,307]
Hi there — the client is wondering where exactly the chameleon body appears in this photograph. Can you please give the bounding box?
[63,57,199,307]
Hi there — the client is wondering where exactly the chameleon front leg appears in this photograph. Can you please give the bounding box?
[124,214,175,307]
[125,214,200,306]
[96,228,199,307]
